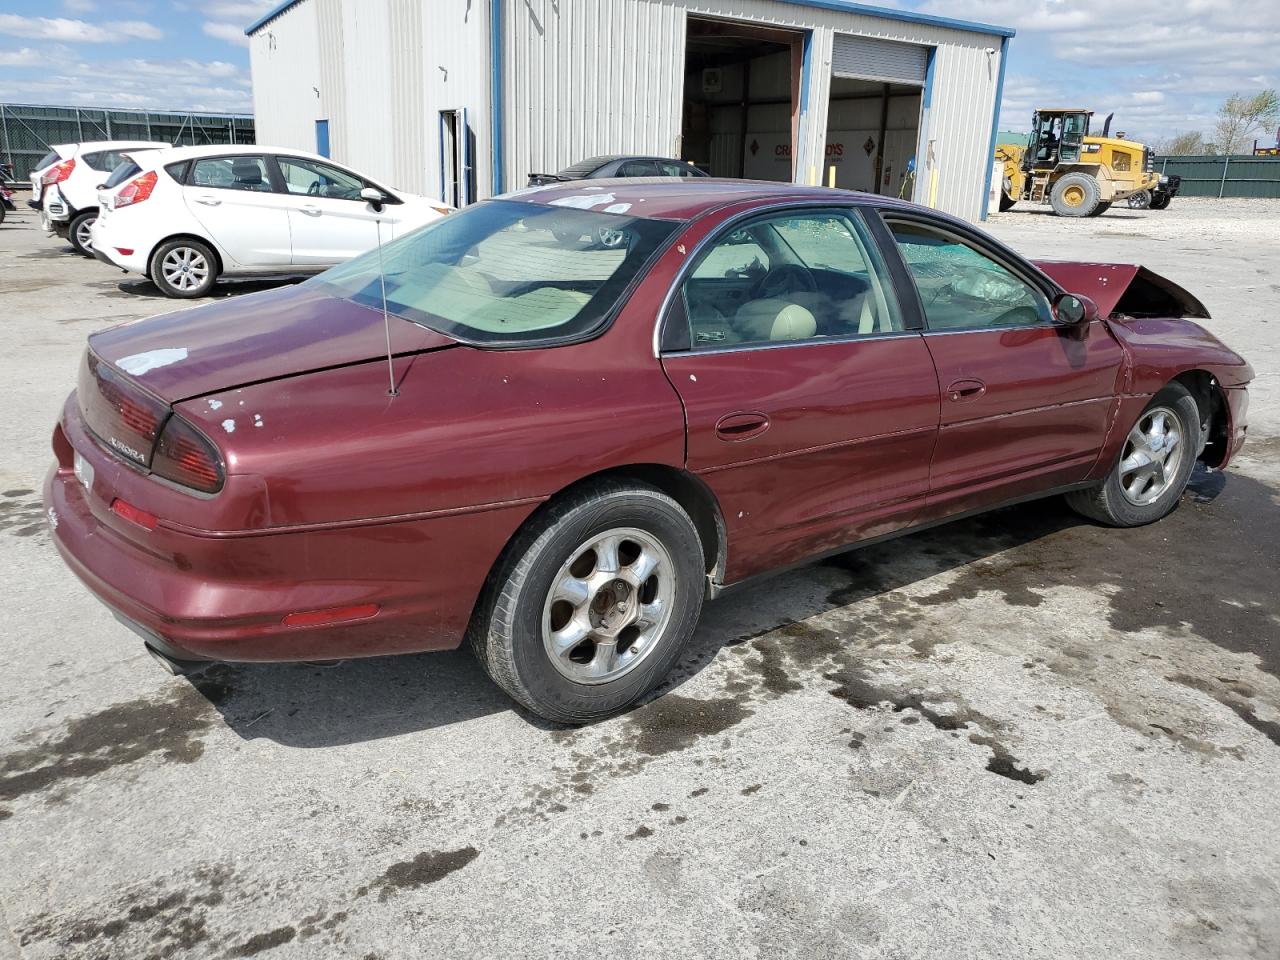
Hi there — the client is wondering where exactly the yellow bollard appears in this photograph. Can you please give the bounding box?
[828,165,836,188]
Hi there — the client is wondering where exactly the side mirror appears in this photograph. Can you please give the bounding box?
[1053,292,1099,338]
[360,186,386,211]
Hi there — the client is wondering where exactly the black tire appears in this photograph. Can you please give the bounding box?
[469,481,705,724]
[998,191,1017,212]
[1065,383,1202,527]
[69,210,96,256]
[1149,192,1172,210]
[1127,190,1152,210]
[1088,201,1113,217]
[149,238,218,299]
[0,203,6,225]
[1050,173,1101,217]
[552,228,582,245]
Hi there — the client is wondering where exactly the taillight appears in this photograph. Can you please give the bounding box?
[44,158,75,185]
[151,416,224,493]
[115,170,157,208]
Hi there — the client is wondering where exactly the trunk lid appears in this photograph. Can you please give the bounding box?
[88,283,457,402]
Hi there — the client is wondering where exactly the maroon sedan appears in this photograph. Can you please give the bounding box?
[45,180,1253,722]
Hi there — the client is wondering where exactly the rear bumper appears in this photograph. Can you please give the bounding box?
[45,400,537,663]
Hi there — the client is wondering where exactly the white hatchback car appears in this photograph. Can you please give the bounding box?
[29,141,170,254]
[91,145,452,297]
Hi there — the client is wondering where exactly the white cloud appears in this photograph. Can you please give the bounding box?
[0,14,162,43]
[0,46,54,67]
[201,20,249,47]
[0,56,253,113]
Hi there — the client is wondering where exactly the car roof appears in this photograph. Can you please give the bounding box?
[52,141,169,155]
[143,143,333,164]
[500,177,922,222]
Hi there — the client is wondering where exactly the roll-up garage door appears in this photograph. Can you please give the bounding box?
[831,35,928,85]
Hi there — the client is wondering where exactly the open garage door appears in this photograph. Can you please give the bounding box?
[681,16,807,181]
[824,35,927,198]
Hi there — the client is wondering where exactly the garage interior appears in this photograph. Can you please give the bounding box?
[825,77,922,197]
[680,16,805,181]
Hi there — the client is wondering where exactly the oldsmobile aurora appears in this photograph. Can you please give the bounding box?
[45,180,1253,723]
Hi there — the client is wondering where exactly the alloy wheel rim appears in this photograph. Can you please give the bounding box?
[76,217,95,249]
[1117,406,1184,506]
[541,527,675,685]
[161,247,210,291]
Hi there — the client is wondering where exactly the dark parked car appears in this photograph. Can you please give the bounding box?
[527,154,708,186]
[46,180,1253,723]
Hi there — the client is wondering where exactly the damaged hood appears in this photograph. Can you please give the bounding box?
[1032,261,1210,321]
[88,283,457,402]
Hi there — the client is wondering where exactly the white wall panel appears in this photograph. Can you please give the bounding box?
[248,2,322,154]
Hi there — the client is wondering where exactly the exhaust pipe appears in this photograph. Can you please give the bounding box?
[1102,112,1114,138]
[144,642,208,676]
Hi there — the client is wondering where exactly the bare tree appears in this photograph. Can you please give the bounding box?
[1152,131,1205,155]
[1212,89,1279,154]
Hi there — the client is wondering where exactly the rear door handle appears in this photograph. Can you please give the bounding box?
[946,379,986,402]
[715,411,770,441]
[193,194,221,206]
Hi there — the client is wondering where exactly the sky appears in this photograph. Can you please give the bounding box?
[0,0,1277,146]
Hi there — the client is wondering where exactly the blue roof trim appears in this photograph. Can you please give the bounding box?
[773,0,1015,39]
[246,0,307,35]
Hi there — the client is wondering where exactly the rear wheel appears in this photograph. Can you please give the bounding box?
[1127,190,1152,209]
[1050,174,1101,217]
[1149,192,1172,210]
[998,190,1017,212]
[1087,201,1113,217]
[469,482,705,724]
[69,210,96,256]
[1065,383,1202,527]
[150,238,217,298]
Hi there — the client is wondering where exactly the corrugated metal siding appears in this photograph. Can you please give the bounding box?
[315,0,348,161]
[249,0,1006,217]
[389,0,426,193]
[501,0,686,190]
[248,1,322,153]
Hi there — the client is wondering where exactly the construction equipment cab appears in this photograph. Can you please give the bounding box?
[997,109,1158,217]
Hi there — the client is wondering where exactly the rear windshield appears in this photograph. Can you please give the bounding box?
[104,160,141,188]
[35,150,60,171]
[310,199,678,346]
[556,156,612,178]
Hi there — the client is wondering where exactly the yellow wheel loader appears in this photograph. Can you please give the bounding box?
[996,109,1159,217]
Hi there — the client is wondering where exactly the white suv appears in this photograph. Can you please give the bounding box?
[30,141,170,255]
[91,145,452,298]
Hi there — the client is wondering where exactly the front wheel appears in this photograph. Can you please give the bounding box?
[470,482,705,724]
[1149,192,1172,210]
[1127,190,1152,209]
[150,238,217,298]
[1065,383,1202,527]
[69,210,96,256]
[1050,173,1101,217]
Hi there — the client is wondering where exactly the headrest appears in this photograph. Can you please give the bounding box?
[769,303,817,341]
[231,158,262,181]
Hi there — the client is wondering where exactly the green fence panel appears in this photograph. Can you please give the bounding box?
[1156,155,1280,199]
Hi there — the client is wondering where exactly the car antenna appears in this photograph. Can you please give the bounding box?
[362,186,398,397]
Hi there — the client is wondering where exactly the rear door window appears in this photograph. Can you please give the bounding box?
[618,160,661,177]
[190,156,272,192]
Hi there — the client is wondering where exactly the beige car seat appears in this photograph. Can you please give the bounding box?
[735,298,818,341]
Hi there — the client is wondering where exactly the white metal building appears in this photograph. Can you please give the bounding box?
[247,0,1013,221]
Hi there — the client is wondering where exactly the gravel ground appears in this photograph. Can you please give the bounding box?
[0,195,1277,960]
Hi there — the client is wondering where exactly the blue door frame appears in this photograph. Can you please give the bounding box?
[314,119,330,158]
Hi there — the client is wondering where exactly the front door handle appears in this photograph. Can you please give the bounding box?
[715,411,770,441]
[193,194,221,206]
[946,379,986,402]
[299,204,322,215]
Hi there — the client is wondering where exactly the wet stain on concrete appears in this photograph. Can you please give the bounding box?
[19,864,230,955]
[626,824,654,840]
[625,694,752,757]
[0,488,48,539]
[969,734,1046,784]
[1169,673,1280,747]
[372,846,479,900]
[228,925,298,956]
[0,668,236,803]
